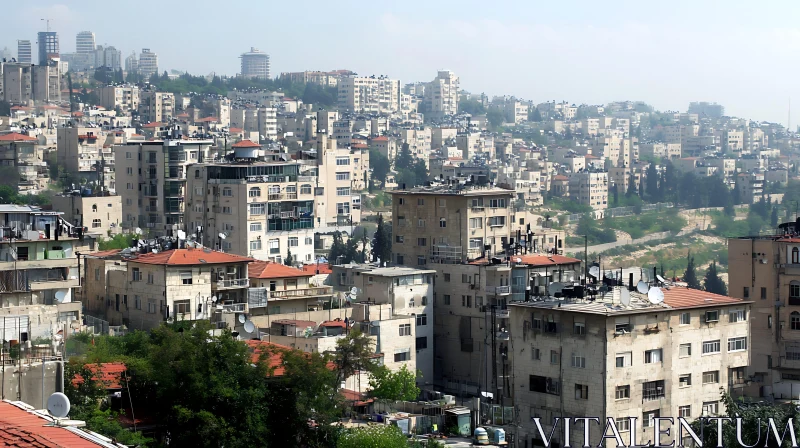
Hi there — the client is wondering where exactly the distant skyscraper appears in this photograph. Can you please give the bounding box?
[37,31,59,65]
[138,48,158,78]
[125,51,138,73]
[76,31,95,54]
[239,47,270,80]
[17,40,32,64]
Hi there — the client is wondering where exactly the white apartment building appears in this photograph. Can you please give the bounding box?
[56,127,114,186]
[239,47,270,80]
[99,85,140,113]
[76,31,95,54]
[424,70,459,119]
[568,171,608,210]
[230,107,277,142]
[337,76,401,113]
[308,135,368,227]
[138,48,158,78]
[139,90,174,124]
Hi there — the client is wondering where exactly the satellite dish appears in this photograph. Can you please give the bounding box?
[211,295,218,303]
[549,282,564,295]
[620,288,631,306]
[219,232,227,240]
[134,227,142,235]
[238,314,246,324]
[656,274,667,284]
[177,230,186,239]
[514,257,522,263]
[350,287,358,295]
[589,266,600,278]
[648,287,665,304]
[54,289,69,303]
[47,392,70,418]
[243,321,255,333]
[636,281,649,294]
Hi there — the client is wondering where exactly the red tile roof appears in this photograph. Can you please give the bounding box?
[246,340,335,377]
[371,136,388,142]
[87,249,122,258]
[197,116,219,123]
[351,143,367,149]
[662,286,747,309]
[552,175,569,181]
[231,139,260,148]
[0,400,114,447]
[249,260,310,279]
[301,263,332,275]
[320,320,346,328]
[518,254,582,267]
[131,249,253,266]
[72,362,126,389]
[0,132,37,142]
[229,127,243,133]
[141,122,163,129]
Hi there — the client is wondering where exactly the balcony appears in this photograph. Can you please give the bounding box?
[487,285,511,295]
[493,308,510,319]
[269,286,333,300]
[221,303,247,313]
[215,278,249,289]
[0,258,75,271]
[29,278,79,291]
[268,194,284,201]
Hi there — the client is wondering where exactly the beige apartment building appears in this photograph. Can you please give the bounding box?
[735,171,765,204]
[568,171,608,210]
[114,138,214,236]
[51,193,122,237]
[230,107,278,142]
[247,260,333,316]
[56,127,115,183]
[508,287,751,446]
[337,76,401,113]
[98,85,139,113]
[84,248,252,330]
[184,161,317,264]
[138,90,174,124]
[729,225,800,399]
[310,135,368,226]
[424,70,459,118]
[0,132,48,193]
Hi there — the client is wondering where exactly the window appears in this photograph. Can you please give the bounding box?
[269,239,280,254]
[438,199,446,207]
[462,274,471,283]
[91,219,101,228]
[250,222,262,232]
[417,238,427,247]
[249,203,265,215]
[399,324,411,336]
[461,295,471,308]
[335,157,350,166]
[792,282,800,305]
[702,401,719,416]
[702,371,720,384]
[336,172,351,181]
[615,385,630,400]
[223,206,232,214]
[94,268,100,281]
[642,380,665,401]
[643,410,660,428]
[396,235,404,243]
[134,295,141,310]
[444,295,450,305]
[132,268,141,282]
[728,337,747,352]
[573,322,586,335]
[288,237,299,247]
[147,273,154,284]
[705,310,719,322]
[680,312,690,325]
[469,238,483,249]
[761,287,767,300]
[394,349,410,362]
[398,198,405,205]
[644,349,662,364]
[729,309,746,323]
[616,418,630,432]
[574,384,588,400]
[792,312,800,330]
[416,314,427,326]
[336,187,351,196]
[571,354,586,368]
[743,287,750,298]
[731,367,746,385]
[679,374,692,387]
[305,237,313,245]
[180,271,192,285]
[300,184,312,195]
[794,247,799,264]
[531,347,541,360]
[174,300,191,315]
[550,350,560,365]
[417,256,425,266]
[439,218,446,228]
[222,187,232,197]
[488,198,507,208]
[488,216,506,227]
[248,187,261,197]
[416,198,424,206]
[702,340,721,354]
[147,299,156,314]
[615,352,632,368]
[416,337,428,350]
[679,406,691,418]
[417,219,425,228]
[469,218,483,229]
[679,343,691,357]
[444,273,451,282]
[250,240,262,251]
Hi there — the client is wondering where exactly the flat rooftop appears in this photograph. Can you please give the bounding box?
[336,263,436,277]
[391,185,513,197]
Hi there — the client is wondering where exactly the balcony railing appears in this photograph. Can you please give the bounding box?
[215,278,249,288]
[268,194,284,201]
[221,303,247,313]
[270,286,333,300]
[249,297,269,308]
[487,285,511,295]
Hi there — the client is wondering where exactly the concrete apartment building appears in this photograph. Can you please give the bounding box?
[568,171,609,210]
[17,40,32,64]
[310,135,368,226]
[400,128,432,165]
[424,70,459,119]
[0,132,48,194]
[184,161,317,263]
[247,260,333,316]
[337,76,401,113]
[84,248,252,330]
[138,48,158,78]
[230,107,278,142]
[331,264,435,384]
[728,223,800,399]
[138,90,174,124]
[688,101,725,118]
[99,85,139,113]
[239,47,270,80]
[56,127,115,180]
[51,192,122,238]
[1,62,61,105]
[735,171,765,204]
[114,138,214,236]
[508,286,750,446]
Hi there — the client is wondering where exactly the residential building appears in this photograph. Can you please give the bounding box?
[51,192,122,237]
[93,45,121,71]
[17,40,31,64]
[185,161,317,263]
[729,222,800,399]
[139,90,174,124]
[736,171,765,204]
[248,260,333,315]
[85,248,252,330]
[76,31,95,54]
[239,47,270,80]
[0,132,48,193]
[99,85,140,113]
[30,64,60,103]
[114,138,214,236]
[310,135,367,226]
[37,31,58,65]
[138,48,158,78]
[568,171,608,210]
[688,101,725,118]
[124,52,138,73]
[56,126,114,181]
[337,76,401,113]
[424,70,459,119]
[509,286,750,446]
[2,63,32,104]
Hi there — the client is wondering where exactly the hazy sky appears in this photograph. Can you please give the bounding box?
[3,1,800,124]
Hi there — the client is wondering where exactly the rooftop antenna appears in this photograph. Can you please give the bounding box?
[648,287,664,305]
[620,288,631,307]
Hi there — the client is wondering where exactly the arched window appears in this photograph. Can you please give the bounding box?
[792,247,799,264]
[249,187,261,198]
[439,218,446,228]
[791,281,800,305]
[792,312,800,330]
[91,204,97,212]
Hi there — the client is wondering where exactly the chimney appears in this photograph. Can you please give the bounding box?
[629,273,634,291]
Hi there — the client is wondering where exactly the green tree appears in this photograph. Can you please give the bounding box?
[684,251,701,289]
[333,329,377,387]
[703,262,728,295]
[329,231,347,264]
[771,205,779,228]
[368,148,390,187]
[529,107,543,122]
[395,143,414,171]
[458,97,486,115]
[338,425,407,448]
[368,365,420,401]
[285,248,294,266]
[371,214,391,264]
[487,109,504,129]
[98,233,135,250]
[645,163,660,202]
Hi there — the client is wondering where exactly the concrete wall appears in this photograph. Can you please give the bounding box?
[0,360,61,410]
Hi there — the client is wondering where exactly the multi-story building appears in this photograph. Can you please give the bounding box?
[1,62,31,105]
[99,85,139,113]
[56,127,113,180]
[568,171,608,210]
[124,52,138,73]
[509,286,750,446]
[138,48,158,79]
[51,192,122,237]
[138,90,174,124]
[114,138,214,236]
[37,31,58,65]
[722,129,745,154]
[185,161,317,263]
[337,76,401,113]
[31,64,60,103]
[17,40,32,64]
[239,47,270,80]
[309,135,367,226]
[230,107,277,142]
[93,45,121,71]
[84,248,252,330]
[247,260,333,316]
[735,171,765,204]
[0,132,48,193]
[688,101,725,118]
[424,70,459,119]
[75,31,95,54]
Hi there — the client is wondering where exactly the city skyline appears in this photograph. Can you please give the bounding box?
[2,1,800,124]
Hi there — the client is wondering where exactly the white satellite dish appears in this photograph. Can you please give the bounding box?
[656,274,667,284]
[589,266,600,278]
[648,287,664,304]
[620,289,631,306]
[636,281,649,294]
[243,321,255,334]
[211,295,218,303]
[134,227,142,235]
[350,287,358,295]
[549,282,564,295]
[177,230,186,239]
[47,392,70,418]
[238,314,246,324]
[219,232,227,240]
[54,289,69,303]
[514,257,522,263]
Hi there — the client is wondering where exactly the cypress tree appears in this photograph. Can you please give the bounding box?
[684,251,701,289]
[703,262,728,296]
